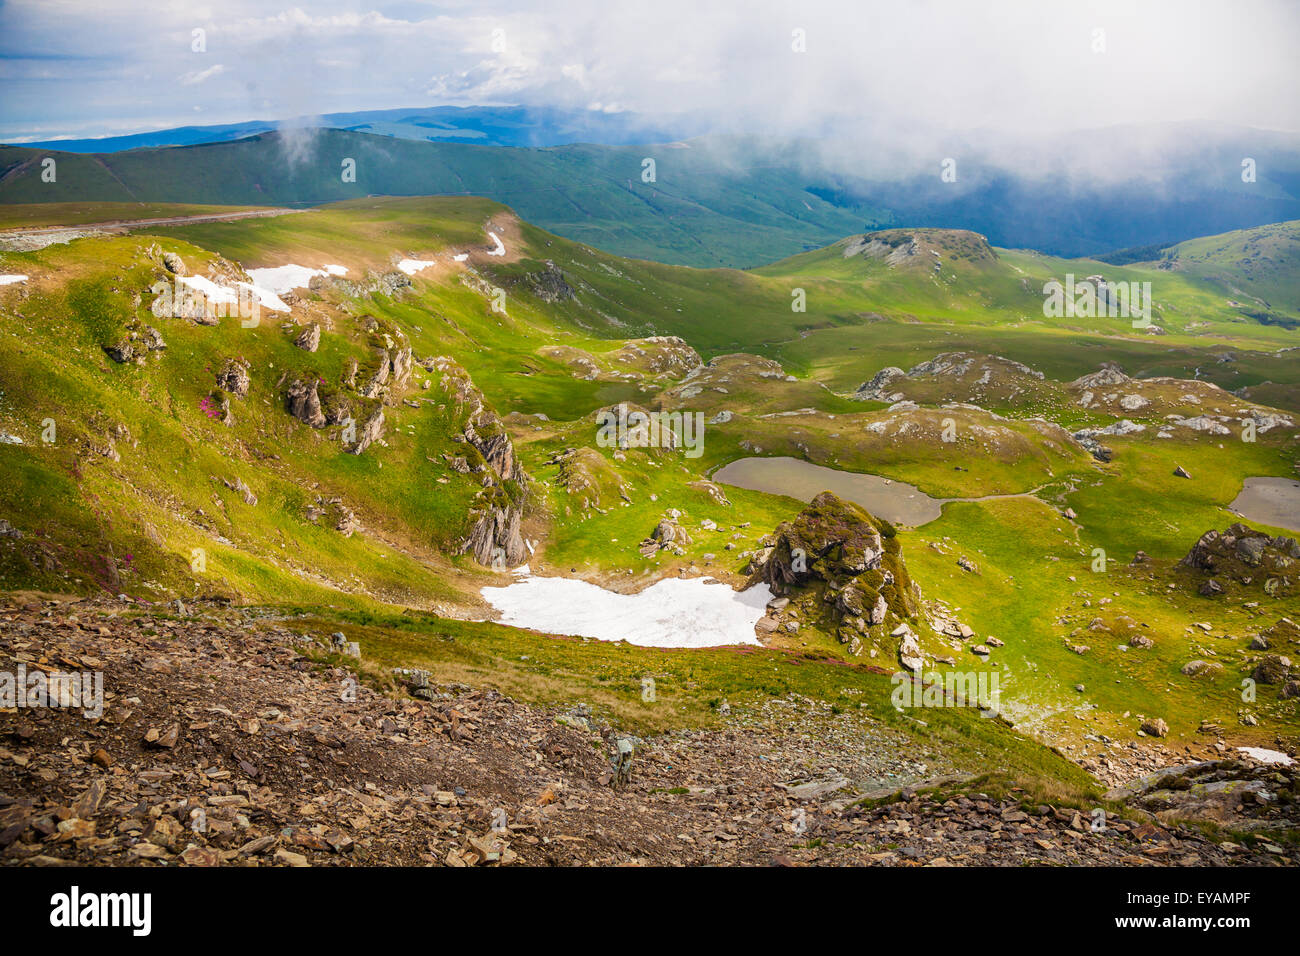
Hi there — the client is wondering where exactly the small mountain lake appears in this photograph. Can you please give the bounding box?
[1231,477,1300,533]
[712,456,1002,526]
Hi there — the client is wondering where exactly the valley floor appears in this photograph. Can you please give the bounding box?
[3,595,1295,867]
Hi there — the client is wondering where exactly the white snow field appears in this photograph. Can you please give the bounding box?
[480,574,772,648]
[398,258,438,275]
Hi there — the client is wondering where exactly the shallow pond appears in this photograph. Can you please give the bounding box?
[712,457,950,525]
[1231,477,1300,533]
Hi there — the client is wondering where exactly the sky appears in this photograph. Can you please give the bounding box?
[0,0,1297,143]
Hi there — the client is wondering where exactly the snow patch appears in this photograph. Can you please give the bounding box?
[178,274,290,313]
[1238,747,1293,766]
[0,275,28,285]
[245,263,347,294]
[398,259,438,275]
[486,231,506,256]
[481,574,771,647]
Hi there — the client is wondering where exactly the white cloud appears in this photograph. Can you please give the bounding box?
[0,0,1295,142]
[179,63,225,85]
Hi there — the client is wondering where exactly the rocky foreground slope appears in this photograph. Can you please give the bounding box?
[2,596,1296,867]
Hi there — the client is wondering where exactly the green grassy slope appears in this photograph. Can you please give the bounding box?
[1,198,1297,790]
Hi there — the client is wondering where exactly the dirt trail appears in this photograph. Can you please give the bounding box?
[0,208,302,251]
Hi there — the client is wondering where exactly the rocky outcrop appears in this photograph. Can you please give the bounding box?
[221,476,258,506]
[1252,654,1292,685]
[294,324,321,352]
[433,356,530,567]
[1179,524,1298,596]
[525,260,576,303]
[315,270,412,299]
[359,350,391,399]
[639,516,691,557]
[103,340,133,363]
[216,359,251,398]
[688,480,730,507]
[551,447,629,515]
[1071,421,1143,464]
[306,497,361,537]
[1070,363,1129,389]
[348,408,385,455]
[461,502,527,567]
[854,367,906,402]
[286,379,326,428]
[1105,757,1300,829]
[748,491,919,654]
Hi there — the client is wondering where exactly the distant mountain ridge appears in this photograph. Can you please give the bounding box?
[12,105,712,153]
[3,122,1299,268]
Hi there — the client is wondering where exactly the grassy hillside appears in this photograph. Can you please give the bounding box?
[0,132,881,269]
[1,198,1297,795]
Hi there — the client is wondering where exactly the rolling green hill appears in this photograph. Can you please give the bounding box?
[0,132,883,269]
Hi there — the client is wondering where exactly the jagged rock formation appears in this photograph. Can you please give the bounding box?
[748,492,919,655]
[294,323,321,352]
[216,358,251,398]
[353,318,414,405]
[348,408,385,455]
[433,356,530,566]
[854,366,906,401]
[286,379,326,428]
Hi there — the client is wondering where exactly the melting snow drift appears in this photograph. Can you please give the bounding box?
[246,264,347,294]
[398,258,438,275]
[0,275,28,285]
[178,274,290,313]
[1238,747,1294,766]
[486,231,506,256]
[481,574,771,648]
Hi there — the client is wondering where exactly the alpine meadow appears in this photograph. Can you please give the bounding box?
[0,0,1298,928]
